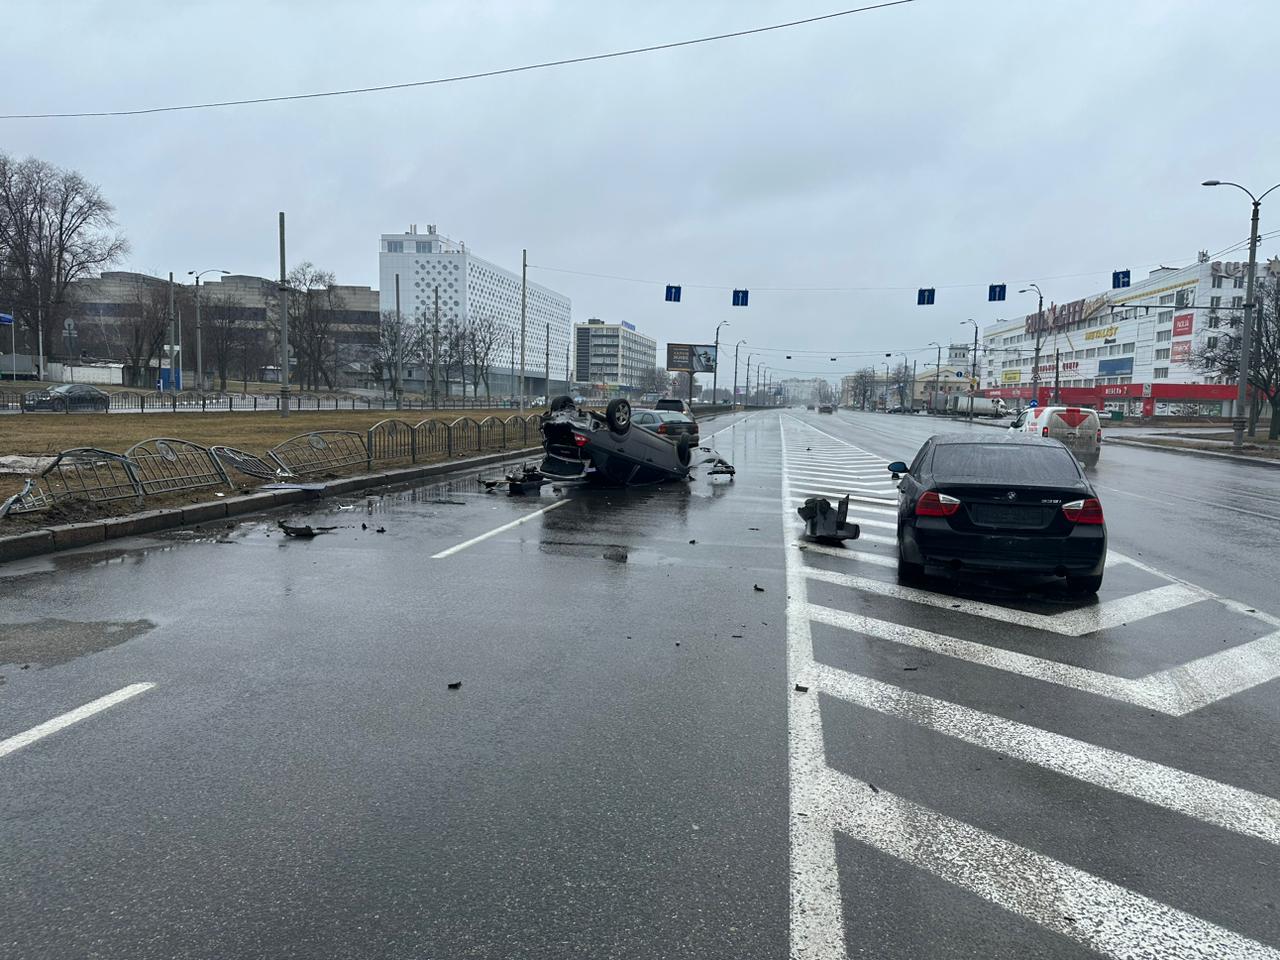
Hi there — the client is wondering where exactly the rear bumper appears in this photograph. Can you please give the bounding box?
[902,519,1106,577]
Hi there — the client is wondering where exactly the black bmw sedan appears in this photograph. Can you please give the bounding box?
[888,434,1107,594]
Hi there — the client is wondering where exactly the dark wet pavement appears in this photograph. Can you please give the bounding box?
[2,409,1277,959]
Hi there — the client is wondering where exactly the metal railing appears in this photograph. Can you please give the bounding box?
[0,389,556,414]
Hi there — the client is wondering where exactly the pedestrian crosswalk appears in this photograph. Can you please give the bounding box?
[779,413,1280,960]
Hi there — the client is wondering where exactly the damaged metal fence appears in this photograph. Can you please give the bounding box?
[124,438,232,496]
[367,419,417,466]
[268,430,369,476]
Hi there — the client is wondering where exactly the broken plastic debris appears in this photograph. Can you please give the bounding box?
[447,681,462,690]
[794,683,809,693]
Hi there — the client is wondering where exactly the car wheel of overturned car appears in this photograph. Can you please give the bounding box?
[606,398,631,434]
[549,395,574,413]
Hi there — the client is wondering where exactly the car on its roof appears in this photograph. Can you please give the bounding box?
[888,433,1107,594]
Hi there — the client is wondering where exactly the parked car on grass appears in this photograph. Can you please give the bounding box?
[888,433,1107,594]
[21,383,111,413]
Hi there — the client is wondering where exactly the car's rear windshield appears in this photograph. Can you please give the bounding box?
[658,411,691,422]
[931,444,1080,483]
[654,400,683,409]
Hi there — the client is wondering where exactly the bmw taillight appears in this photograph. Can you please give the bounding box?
[572,432,590,447]
[916,491,961,517]
[1062,498,1104,524]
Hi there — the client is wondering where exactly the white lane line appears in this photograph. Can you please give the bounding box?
[803,565,1206,637]
[782,422,850,960]
[805,600,1280,715]
[0,683,155,759]
[788,489,898,509]
[431,499,570,558]
[796,544,896,567]
[804,660,1280,845]
[810,768,1280,960]
[787,502,897,530]
[786,472,897,490]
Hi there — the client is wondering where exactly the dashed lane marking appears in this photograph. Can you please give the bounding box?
[431,499,570,558]
[0,683,156,759]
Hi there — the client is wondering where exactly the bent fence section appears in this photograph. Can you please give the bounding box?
[268,431,369,476]
[124,438,231,496]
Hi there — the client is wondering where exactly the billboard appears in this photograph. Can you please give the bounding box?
[666,343,717,373]
[1172,314,1194,337]
[1170,340,1192,363]
[1001,369,1022,383]
[1097,357,1134,377]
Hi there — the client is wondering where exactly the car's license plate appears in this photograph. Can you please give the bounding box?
[971,504,1043,527]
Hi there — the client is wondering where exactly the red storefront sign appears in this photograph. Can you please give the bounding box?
[982,382,1234,409]
[1173,314,1194,337]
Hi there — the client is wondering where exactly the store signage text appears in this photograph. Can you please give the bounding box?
[1172,314,1193,337]
[1084,325,1119,341]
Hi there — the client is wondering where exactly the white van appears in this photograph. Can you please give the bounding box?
[1009,405,1101,466]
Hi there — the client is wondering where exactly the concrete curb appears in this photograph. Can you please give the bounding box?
[1104,437,1280,469]
[0,447,540,565]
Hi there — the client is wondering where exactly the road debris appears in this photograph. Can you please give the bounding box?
[753,584,765,592]
[797,495,860,543]
[447,680,462,690]
[277,521,339,538]
[794,683,809,693]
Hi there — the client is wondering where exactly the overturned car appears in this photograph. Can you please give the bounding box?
[538,396,733,485]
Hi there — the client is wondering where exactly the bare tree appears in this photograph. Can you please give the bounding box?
[203,291,244,392]
[285,262,343,391]
[116,276,169,387]
[0,153,128,365]
[636,365,669,395]
[844,367,877,410]
[466,315,502,402]
[1193,273,1280,439]
[373,308,423,403]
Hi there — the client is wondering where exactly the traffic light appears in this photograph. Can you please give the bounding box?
[1111,270,1130,289]
[732,289,749,307]
[664,284,682,302]
[988,284,1006,302]
[917,288,936,305]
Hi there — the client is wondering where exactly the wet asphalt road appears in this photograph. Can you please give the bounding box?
[1,410,1278,959]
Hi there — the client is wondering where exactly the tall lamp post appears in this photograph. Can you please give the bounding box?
[732,339,746,408]
[744,353,755,407]
[928,340,941,412]
[1018,284,1045,406]
[962,319,979,421]
[712,320,730,404]
[188,268,230,394]
[1202,179,1280,451]
[881,362,889,408]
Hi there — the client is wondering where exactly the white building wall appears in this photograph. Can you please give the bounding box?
[379,227,572,386]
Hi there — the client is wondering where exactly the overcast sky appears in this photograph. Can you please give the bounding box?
[5,0,1279,381]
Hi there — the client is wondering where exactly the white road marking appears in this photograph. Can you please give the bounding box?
[431,499,570,558]
[789,490,898,508]
[796,543,896,567]
[0,683,155,759]
[811,769,1280,960]
[804,659,1280,845]
[803,565,1206,637]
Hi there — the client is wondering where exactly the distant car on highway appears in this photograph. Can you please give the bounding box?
[654,397,696,419]
[817,404,834,414]
[21,383,111,412]
[889,433,1107,595]
[1008,405,1101,467]
[633,409,699,445]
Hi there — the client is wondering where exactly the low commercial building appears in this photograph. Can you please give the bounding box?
[980,254,1279,416]
[572,319,657,393]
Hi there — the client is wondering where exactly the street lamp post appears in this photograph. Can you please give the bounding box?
[929,340,941,413]
[745,353,755,407]
[962,319,979,421]
[712,320,730,404]
[1202,179,1280,451]
[881,362,889,408]
[188,268,230,394]
[732,339,745,409]
[1019,284,1045,406]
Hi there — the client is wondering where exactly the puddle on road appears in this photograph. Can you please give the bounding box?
[0,617,156,670]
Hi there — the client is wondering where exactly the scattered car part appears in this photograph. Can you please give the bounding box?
[797,495,861,543]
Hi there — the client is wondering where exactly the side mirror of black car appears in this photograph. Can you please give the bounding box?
[887,460,908,480]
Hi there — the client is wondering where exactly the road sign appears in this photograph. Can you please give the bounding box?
[917,288,935,305]
[988,284,1006,302]
[1112,270,1131,289]
[732,289,749,307]
[664,284,682,302]
[0,313,12,325]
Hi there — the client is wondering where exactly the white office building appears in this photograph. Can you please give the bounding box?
[980,253,1279,416]
[572,319,657,392]
[378,225,572,394]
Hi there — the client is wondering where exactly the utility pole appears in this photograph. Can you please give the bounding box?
[544,321,550,404]
[432,285,440,409]
[1053,349,1061,403]
[933,343,942,412]
[912,359,917,411]
[1243,202,1261,440]
[194,274,203,394]
[565,340,571,396]
[967,319,979,422]
[167,273,176,390]
[1028,286,1045,405]
[519,248,527,411]
[278,212,290,418]
[394,272,403,410]
[733,341,743,408]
